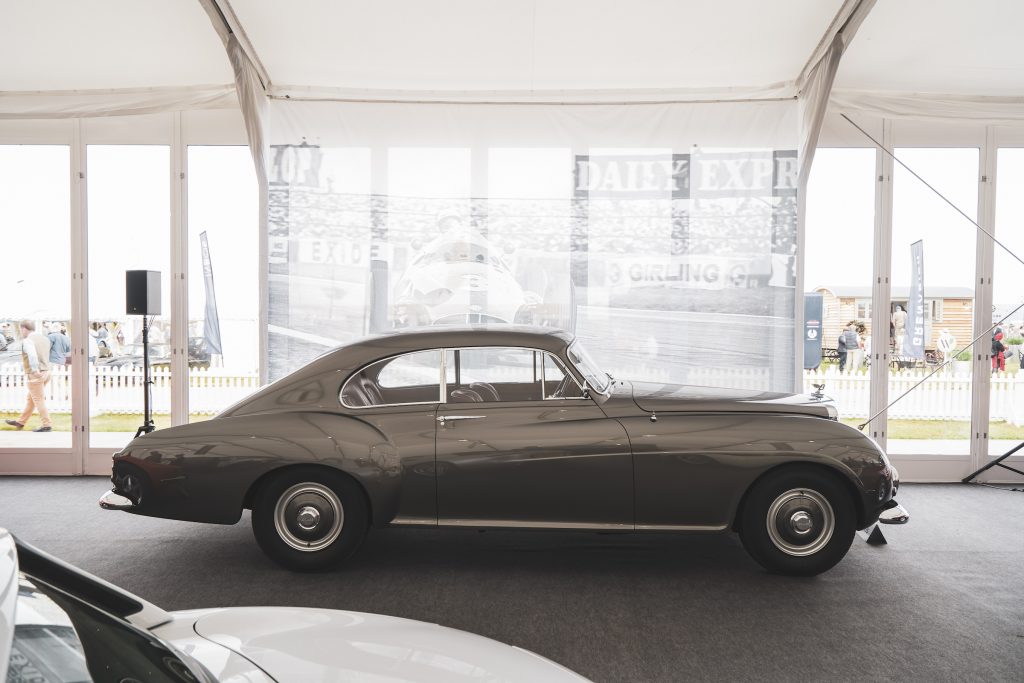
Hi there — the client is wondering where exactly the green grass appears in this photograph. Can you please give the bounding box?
[1,412,213,432]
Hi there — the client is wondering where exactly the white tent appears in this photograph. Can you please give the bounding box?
[2,1,1020,116]
[1,1,1022,478]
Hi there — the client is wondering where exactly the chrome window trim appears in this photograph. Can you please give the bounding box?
[339,349,444,410]
[540,352,587,400]
[566,339,611,396]
[339,345,588,409]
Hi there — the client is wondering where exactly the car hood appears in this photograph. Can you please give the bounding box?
[628,380,836,419]
[191,607,589,683]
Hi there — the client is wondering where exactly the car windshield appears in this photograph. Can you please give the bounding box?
[567,340,609,393]
[9,573,211,683]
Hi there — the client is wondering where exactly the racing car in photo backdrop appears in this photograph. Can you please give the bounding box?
[388,227,576,331]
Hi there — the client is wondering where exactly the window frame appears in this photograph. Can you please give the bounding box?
[446,346,587,403]
[338,345,588,409]
[855,298,872,320]
[339,349,445,410]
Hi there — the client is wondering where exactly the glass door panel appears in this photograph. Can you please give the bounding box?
[804,149,876,430]
[87,145,171,449]
[187,146,259,422]
[0,145,72,449]
[989,149,1024,464]
[888,148,978,455]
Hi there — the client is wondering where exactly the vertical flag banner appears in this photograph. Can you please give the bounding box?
[905,240,925,359]
[803,292,823,369]
[200,231,223,356]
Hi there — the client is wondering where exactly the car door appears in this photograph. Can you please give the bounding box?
[340,349,443,525]
[435,347,632,528]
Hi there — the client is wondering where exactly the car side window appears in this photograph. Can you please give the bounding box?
[341,350,442,408]
[443,347,585,403]
[451,347,541,402]
[543,353,586,399]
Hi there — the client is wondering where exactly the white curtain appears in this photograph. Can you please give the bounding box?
[265,98,799,391]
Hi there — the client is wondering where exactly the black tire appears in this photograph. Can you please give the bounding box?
[251,467,369,571]
[738,467,856,577]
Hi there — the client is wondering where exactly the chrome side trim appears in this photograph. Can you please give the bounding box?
[635,523,729,532]
[390,516,437,526]
[397,518,729,532]
[438,519,633,530]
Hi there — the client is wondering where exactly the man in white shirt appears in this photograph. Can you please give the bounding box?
[5,320,53,432]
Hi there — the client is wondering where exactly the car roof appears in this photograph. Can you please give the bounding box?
[340,325,575,359]
[220,326,578,418]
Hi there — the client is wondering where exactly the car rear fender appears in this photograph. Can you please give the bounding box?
[111,412,404,526]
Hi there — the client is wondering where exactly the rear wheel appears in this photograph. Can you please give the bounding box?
[251,467,369,571]
[738,467,856,576]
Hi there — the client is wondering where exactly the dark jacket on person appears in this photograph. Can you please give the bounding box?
[841,329,860,351]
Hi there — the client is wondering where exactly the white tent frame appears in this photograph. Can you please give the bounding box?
[1,0,1022,481]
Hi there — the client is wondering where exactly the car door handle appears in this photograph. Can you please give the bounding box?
[437,415,485,422]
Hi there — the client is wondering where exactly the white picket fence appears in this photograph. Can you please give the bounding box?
[803,367,1024,425]
[3,362,1023,424]
[0,365,259,415]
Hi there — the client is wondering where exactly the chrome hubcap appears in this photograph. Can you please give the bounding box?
[790,511,813,534]
[766,489,834,557]
[296,505,321,530]
[273,483,344,552]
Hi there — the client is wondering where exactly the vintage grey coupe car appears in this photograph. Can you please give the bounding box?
[100,326,907,576]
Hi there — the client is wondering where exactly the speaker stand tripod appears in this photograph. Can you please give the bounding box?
[962,440,1024,488]
[134,316,155,438]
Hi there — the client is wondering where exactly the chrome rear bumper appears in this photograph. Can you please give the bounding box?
[98,489,135,511]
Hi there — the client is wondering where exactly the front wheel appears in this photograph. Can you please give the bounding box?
[738,468,856,576]
[252,467,369,571]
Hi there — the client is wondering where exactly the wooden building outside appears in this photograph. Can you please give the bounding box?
[814,285,974,353]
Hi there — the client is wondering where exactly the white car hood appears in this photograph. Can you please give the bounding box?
[192,607,588,683]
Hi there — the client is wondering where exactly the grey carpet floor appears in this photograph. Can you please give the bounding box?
[1,479,1022,682]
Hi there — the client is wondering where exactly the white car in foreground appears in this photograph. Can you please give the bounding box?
[0,529,588,682]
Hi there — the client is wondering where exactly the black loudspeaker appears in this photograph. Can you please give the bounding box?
[126,270,161,316]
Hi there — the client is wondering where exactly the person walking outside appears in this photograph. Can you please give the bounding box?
[837,330,848,372]
[46,322,71,366]
[842,321,862,375]
[992,330,1007,373]
[5,320,53,432]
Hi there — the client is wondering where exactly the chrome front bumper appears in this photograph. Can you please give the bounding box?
[98,489,135,511]
[878,501,909,525]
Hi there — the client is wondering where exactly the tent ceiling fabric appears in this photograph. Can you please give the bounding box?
[836,0,1024,96]
[0,0,232,91]
[233,0,843,93]
[0,0,1022,114]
